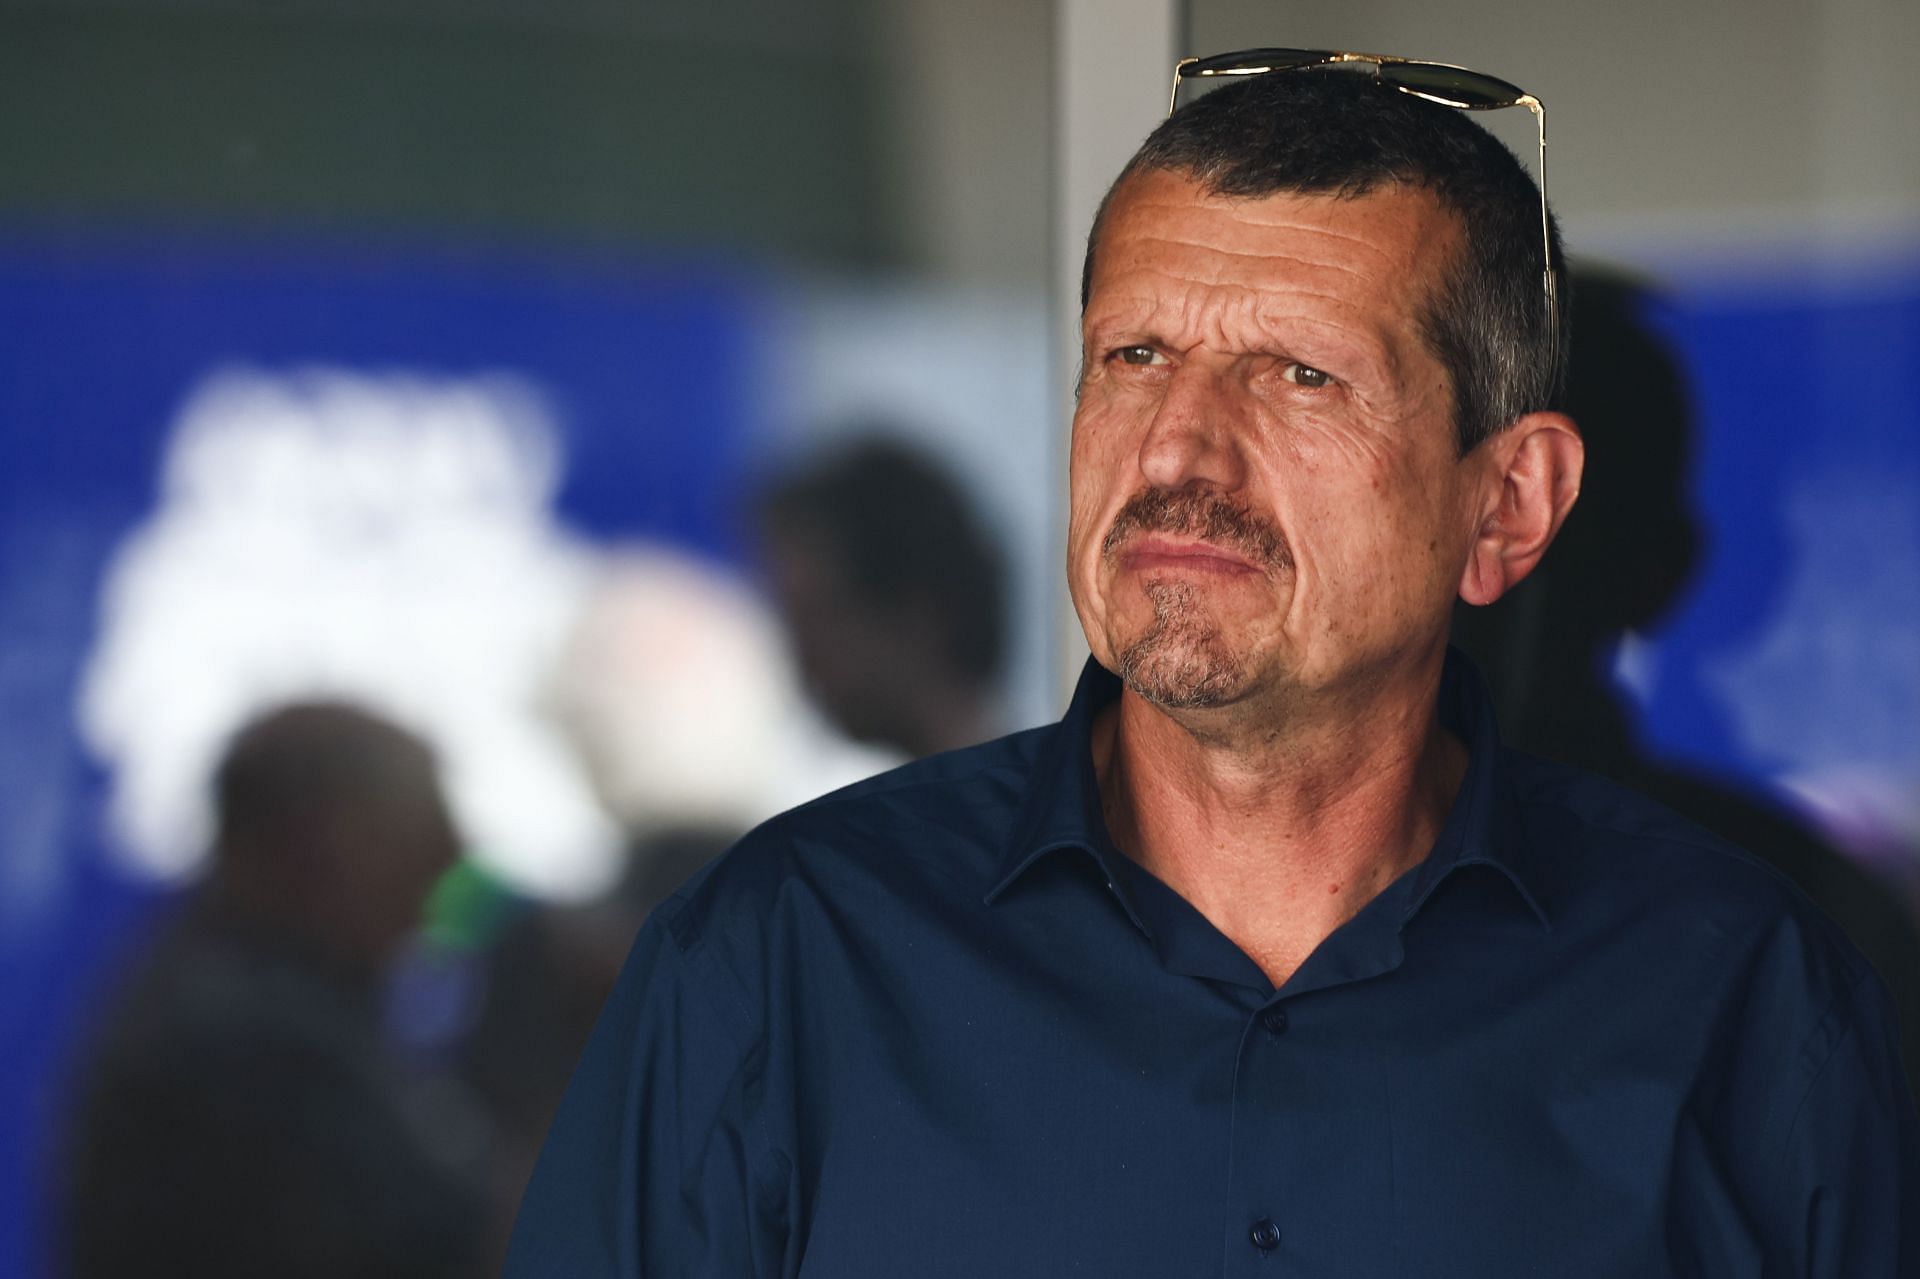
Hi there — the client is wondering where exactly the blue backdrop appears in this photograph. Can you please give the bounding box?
[0,229,762,1274]
[1640,264,1920,810]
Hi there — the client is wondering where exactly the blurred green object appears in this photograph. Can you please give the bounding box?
[421,857,520,953]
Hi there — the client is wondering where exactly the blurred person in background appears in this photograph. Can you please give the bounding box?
[459,823,736,1257]
[754,433,1009,759]
[1453,267,1920,1100]
[57,703,488,1279]
[459,545,895,1250]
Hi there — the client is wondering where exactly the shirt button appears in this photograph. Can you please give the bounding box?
[1259,1006,1289,1035]
[1249,1218,1282,1252]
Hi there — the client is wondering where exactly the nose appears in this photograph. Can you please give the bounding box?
[1137,366,1247,493]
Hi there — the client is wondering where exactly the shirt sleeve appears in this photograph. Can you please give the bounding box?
[501,911,789,1278]
[1773,967,1920,1278]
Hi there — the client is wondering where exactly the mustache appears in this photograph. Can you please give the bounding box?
[1100,488,1290,571]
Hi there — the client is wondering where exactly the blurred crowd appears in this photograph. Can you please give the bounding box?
[51,433,1012,1276]
[47,279,1920,1273]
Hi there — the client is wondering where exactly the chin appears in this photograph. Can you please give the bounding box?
[1112,580,1251,711]
[1119,650,1248,711]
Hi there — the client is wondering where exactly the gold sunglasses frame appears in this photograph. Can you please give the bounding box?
[1170,48,1558,342]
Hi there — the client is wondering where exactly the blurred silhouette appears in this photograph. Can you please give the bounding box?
[461,823,736,1234]
[545,544,895,842]
[467,538,910,1246]
[57,703,488,1279]
[1453,268,1920,1098]
[755,434,1008,759]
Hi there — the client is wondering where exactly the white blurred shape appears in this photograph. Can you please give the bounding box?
[1610,629,1660,709]
[547,545,897,838]
[1707,464,1920,868]
[1777,767,1920,878]
[1708,465,1920,774]
[78,364,620,901]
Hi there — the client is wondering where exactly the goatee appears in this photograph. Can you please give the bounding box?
[1105,488,1287,709]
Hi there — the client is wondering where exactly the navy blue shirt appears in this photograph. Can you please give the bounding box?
[506,657,1918,1277]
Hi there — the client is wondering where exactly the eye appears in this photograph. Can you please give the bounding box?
[1112,345,1168,367]
[1282,362,1333,388]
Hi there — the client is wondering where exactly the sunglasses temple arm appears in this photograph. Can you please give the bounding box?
[1531,99,1558,341]
[1168,58,1198,116]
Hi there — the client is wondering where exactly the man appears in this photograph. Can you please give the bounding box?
[506,61,1918,1276]
[60,703,489,1279]
[755,432,1008,759]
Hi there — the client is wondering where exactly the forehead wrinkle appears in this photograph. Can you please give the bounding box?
[1094,232,1441,337]
[1093,275,1367,319]
[1115,187,1440,252]
[1104,179,1457,286]
[1089,266,1380,329]
[1211,202,1433,253]
[1093,224,1449,382]
[1106,232,1377,284]
[1249,311,1399,379]
[1089,274,1399,369]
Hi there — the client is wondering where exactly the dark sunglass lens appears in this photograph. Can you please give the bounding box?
[1183,47,1326,78]
[1384,63,1525,107]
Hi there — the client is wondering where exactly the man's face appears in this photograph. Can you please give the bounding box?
[1068,169,1493,715]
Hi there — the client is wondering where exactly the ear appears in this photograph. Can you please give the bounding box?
[1458,412,1584,606]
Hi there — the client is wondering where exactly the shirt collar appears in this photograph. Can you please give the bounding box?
[984,650,1553,933]
[984,658,1150,931]
[1409,652,1554,929]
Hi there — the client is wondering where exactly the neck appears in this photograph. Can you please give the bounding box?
[1093,655,1467,988]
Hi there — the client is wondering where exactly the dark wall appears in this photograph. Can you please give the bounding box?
[0,0,900,266]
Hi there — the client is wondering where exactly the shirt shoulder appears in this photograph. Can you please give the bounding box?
[1504,751,1916,1182]
[1509,750,1860,943]
[1501,749,1886,1066]
[653,724,1054,964]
